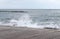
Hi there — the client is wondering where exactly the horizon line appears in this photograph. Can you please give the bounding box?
[0,9,60,10]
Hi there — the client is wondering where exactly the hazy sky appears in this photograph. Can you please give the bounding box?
[0,0,60,9]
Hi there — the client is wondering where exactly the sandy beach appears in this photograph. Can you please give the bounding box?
[0,26,60,39]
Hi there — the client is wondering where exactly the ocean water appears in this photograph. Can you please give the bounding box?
[0,9,60,29]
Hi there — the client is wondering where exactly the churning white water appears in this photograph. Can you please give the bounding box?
[9,14,41,28]
[0,13,59,29]
[2,14,60,29]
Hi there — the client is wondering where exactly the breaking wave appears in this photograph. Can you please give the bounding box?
[0,14,59,29]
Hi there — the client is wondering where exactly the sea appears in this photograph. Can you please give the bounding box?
[0,9,60,29]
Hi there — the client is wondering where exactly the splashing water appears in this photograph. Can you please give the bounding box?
[9,14,42,28]
[0,14,59,29]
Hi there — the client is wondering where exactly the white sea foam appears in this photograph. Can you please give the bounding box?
[0,14,59,29]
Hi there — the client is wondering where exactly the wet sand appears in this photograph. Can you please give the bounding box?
[0,26,60,39]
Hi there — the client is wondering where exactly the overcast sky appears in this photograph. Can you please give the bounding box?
[0,0,60,9]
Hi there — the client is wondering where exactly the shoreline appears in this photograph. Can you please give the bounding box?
[0,26,60,39]
[0,25,59,29]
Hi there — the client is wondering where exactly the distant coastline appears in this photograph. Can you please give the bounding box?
[0,11,27,13]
